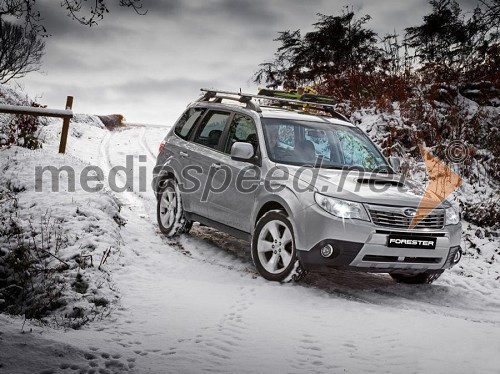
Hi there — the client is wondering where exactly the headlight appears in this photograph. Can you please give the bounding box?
[445,206,460,225]
[314,193,369,221]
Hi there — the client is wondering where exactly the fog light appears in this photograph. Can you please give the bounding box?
[453,249,462,264]
[320,244,334,258]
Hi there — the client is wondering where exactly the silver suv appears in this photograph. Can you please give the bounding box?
[153,89,462,283]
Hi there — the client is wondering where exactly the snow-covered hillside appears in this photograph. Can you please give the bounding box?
[0,85,499,373]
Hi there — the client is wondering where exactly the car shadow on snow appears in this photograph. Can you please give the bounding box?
[302,271,500,323]
[177,224,255,273]
[185,226,500,320]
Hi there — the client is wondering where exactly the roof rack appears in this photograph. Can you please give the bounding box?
[198,89,262,112]
[198,88,349,122]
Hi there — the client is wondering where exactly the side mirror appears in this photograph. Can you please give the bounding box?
[389,156,401,172]
[231,142,255,162]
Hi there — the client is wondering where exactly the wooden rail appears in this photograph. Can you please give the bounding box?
[0,96,74,153]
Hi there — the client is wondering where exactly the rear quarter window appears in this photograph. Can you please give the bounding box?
[174,107,205,139]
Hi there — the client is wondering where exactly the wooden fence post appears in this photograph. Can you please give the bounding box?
[58,96,74,154]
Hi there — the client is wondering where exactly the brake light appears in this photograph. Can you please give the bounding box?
[159,140,166,154]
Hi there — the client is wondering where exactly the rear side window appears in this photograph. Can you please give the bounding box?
[224,114,258,154]
[174,107,205,139]
[192,111,231,150]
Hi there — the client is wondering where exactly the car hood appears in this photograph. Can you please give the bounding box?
[277,165,450,209]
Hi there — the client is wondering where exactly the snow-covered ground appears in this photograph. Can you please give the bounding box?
[1,115,499,373]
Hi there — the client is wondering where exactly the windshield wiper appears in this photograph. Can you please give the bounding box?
[371,166,391,173]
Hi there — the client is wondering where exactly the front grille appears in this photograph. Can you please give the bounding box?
[368,206,445,229]
[375,230,446,237]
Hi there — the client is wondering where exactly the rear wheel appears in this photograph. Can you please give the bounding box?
[157,178,192,237]
[390,270,443,284]
[251,211,297,282]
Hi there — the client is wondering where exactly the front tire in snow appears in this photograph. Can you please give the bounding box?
[390,270,443,284]
[251,211,297,282]
[157,178,192,237]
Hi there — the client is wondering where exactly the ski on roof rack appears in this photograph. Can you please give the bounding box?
[257,89,336,106]
[198,88,348,121]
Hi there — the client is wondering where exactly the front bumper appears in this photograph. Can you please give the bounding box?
[297,242,462,273]
[295,204,462,273]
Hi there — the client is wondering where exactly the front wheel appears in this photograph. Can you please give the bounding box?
[251,211,297,282]
[157,179,192,237]
[390,270,443,284]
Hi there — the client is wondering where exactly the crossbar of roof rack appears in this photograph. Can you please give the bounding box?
[198,89,261,112]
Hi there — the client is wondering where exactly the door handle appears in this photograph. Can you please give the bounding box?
[180,151,189,158]
[211,163,221,169]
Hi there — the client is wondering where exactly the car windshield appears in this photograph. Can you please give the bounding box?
[262,118,391,172]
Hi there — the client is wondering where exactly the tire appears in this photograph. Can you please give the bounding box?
[251,211,297,282]
[390,270,444,284]
[157,178,192,237]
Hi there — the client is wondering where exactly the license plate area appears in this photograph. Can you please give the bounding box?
[387,235,437,249]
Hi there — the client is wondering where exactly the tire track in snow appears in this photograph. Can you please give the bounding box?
[98,128,158,213]
[98,131,139,210]
[155,224,258,276]
[138,126,157,162]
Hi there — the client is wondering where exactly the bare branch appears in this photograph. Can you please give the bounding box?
[119,0,147,15]
[0,19,45,83]
[60,0,146,27]
[0,0,145,34]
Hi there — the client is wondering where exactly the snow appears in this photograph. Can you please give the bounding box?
[1,89,499,372]
[0,145,122,327]
[0,104,73,119]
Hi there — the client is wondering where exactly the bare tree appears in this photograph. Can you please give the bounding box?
[0,0,145,34]
[0,19,44,83]
[479,0,500,29]
[0,0,144,82]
